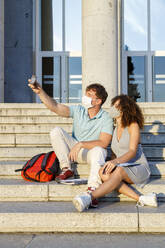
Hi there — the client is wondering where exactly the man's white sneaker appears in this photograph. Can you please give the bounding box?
[73,193,92,212]
[137,193,158,207]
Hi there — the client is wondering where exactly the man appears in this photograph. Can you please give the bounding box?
[28,79,113,206]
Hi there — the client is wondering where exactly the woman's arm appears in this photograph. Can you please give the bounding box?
[110,149,116,160]
[103,122,140,174]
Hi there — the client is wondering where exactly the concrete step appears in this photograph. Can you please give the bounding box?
[75,161,165,179]
[0,201,138,233]
[1,146,165,161]
[141,133,165,145]
[107,146,165,161]
[1,132,165,146]
[0,123,165,135]
[0,201,164,233]
[0,103,165,121]
[0,124,72,134]
[0,102,165,114]
[0,147,51,160]
[144,115,165,123]
[0,161,164,179]
[143,124,165,133]
[0,178,164,202]
[143,146,165,160]
[0,107,54,116]
[0,134,51,147]
[0,116,72,124]
[1,115,165,124]
[138,202,165,232]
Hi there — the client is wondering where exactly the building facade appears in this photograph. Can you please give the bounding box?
[0,0,165,104]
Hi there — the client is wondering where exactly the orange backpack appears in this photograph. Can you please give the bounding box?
[15,151,59,182]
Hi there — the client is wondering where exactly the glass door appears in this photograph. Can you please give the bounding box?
[37,52,82,103]
[42,55,61,101]
[127,55,146,102]
[37,52,69,103]
[123,53,147,102]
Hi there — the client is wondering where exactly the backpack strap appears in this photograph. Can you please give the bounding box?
[15,153,44,172]
[34,151,56,180]
[41,151,54,171]
[48,157,59,174]
[40,151,59,176]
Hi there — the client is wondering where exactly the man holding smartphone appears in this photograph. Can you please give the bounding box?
[28,76,113,207]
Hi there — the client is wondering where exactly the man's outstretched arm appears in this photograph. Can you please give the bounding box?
[28,79,70,117]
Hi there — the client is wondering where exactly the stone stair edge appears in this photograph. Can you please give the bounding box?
[0,159,165,169]
[0,146,165,161]
[0,178,164,203]
[0,102,165,107]
[0,201,164,233]
[1,118,165,125]
[0,201,142,233]
[1,136,165,147]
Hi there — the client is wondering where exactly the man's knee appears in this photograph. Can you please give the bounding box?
[50,127,64,139]
[89,146,106,156]
[87,146,107,164]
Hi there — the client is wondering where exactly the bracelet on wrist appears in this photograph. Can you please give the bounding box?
[116,159,120,165]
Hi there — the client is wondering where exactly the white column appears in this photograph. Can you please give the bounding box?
[82,0,118,104]
[0,0,4,102]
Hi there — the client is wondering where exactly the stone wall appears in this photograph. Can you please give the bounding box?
[4,0,33,102]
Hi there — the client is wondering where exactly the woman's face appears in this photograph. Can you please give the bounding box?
[109,100,122,119]
[112,100,122,119]
[113,100,120,110]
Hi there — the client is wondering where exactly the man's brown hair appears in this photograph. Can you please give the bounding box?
[86,83,108,105]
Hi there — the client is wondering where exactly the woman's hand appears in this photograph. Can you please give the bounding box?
[102,160,118,174]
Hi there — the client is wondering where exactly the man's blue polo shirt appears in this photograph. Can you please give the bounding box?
[69,105,113,142]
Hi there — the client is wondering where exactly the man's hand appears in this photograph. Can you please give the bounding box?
[69,142,82,162]
[28,79,42,95]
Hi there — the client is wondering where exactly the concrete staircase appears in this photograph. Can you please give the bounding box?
[0,103,165,233]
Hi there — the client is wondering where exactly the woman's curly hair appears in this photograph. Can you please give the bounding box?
[111,94,144,129]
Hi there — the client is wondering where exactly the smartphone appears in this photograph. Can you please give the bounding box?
[102,165,107,174]
[103,165,117,174]
[29,75,38,88]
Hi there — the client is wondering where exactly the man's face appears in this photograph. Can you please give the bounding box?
[86,89,101,106]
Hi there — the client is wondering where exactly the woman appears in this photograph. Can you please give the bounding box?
[73,95,157,212]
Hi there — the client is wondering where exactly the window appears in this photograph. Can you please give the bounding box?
[123,0,165,102]
[151,0,165,50]
[36,0,82,103]
[124,0,147,51]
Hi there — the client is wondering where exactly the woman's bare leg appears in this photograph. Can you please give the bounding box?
[92,167,139,201]
[117,182,139,201]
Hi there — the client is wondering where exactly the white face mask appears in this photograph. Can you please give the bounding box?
[82,95,93,109]
[109,105,121,118]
